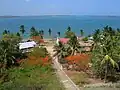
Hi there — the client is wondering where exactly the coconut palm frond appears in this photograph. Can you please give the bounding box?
[101,55,119,69]
[109,57,119,69]
[101,57,106,65]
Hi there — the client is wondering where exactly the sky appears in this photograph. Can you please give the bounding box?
[0,0,120,16]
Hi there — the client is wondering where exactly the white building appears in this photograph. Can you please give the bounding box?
[19,41,37,53]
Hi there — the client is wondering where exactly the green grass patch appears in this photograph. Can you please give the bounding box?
[70,72,90,87]
[0,65,65,90]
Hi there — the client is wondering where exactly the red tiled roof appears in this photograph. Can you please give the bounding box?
[59,38,69,44]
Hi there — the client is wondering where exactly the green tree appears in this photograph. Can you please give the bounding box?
[67,26,71,31]
[68,34,81,55]
[39,30,42,35]
[0,41,14,69]
[93,29,101,43]
[2,30,8,35]
[16,32,20,37]
[53,42,70,64]
[80,29,84,36]
[38,30,43,39]
[57,32,60,37]
[117,28,120,33]
[82,37,88,41]
[39,30,44,36]
[30,27,39,37]
[2,33,21,44]
[41,30,44,35]
[92,26,120,82]
[0,39,21,74]
[7,30,10,34]
[48,28,52,36]
[20,25,25,36]
[65,26,75,38]
[101,55,119,82]
[91,29,101,51]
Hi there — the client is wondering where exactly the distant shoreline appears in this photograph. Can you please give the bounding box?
[0,16,20,18]
[0,15,120,18]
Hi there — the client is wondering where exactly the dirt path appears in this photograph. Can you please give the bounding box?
[47,46,80,90]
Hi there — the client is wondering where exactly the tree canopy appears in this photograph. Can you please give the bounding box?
[65,26,75,38]
[30,27,39,37]
[91,26,120,82]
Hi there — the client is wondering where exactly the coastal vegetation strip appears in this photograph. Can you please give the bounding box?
[0,26,65,90]
[53,26,120,88]
[0,24,120,89]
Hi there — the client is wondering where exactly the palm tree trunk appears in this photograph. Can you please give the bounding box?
[104,62,108,83]
[92,43,96,51]
[71,49,75,56]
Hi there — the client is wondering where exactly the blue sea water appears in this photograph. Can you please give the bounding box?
[0,15,120,38]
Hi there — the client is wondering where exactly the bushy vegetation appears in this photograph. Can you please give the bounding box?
[0,27,65,90]
[82,37,88,41]
[30,27,39,37]
[20,25,25,36]
[80,29,84,37]
[0,65,64,90]
[65,26,75,38]
[1,24,120,89]
[29,47,49,58]
[54,26,120,84]
[70,72,90,87]
[23,47,51,67]
[53,42,70,64]
[64,54,90,71]
[54,27,82,63]
[0,46,64,90]
[91,26,120,82]
[0,32,22,83]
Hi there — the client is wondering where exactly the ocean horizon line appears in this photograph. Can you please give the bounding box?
[0,15,120,17]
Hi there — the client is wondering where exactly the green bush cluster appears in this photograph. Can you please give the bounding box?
[0,27,65,90]
[0,65,64,90]
[91,26,120,82]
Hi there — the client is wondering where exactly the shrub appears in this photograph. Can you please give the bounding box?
[0,65,64,90]
[21,47,52,67]
[29,47,48,58]
[71,72,90,87]
[65,54,90,71]
[82,37,88,41]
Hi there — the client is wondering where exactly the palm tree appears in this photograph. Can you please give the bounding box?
[91,29,101,51]
[103,26,115,36]
[48,28,52,36]
[7,30,10,34]
[30,27,39,37]
[117,28,120,33]
[80,29,84,37]
[30,27,36,32]
[93,29,101,42]
[0,40,20,72]
[39,30,43,39]
[39,30,42,35]
[2,30,8,35]
[20,25,25,36]
[57,32,60,37]
[92,26,120,82]
[101,55,119,83]
[65,26,74,38]
[16,32,20,37]
[67,26,71,31]
[68,34,81,55]
[53,41,70,63]
[41,30,44,35]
